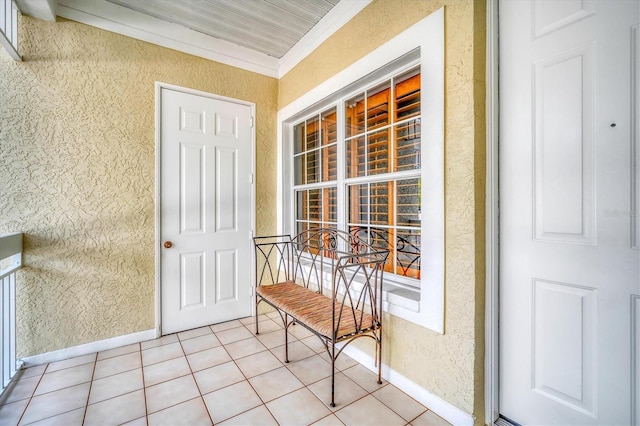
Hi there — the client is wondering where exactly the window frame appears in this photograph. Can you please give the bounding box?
[276,8,444,333]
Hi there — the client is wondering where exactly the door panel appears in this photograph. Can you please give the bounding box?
[160,88,253,335]
[499,1,640,424]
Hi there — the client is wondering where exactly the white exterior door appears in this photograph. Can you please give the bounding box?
[499,1,640,424]
[160,87,254,335]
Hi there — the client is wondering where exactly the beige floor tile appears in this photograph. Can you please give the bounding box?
[319,352,359,371]
[34,363,94,396]
[27,407,85,425]
[0,398,29,425]
[288,323,315,339]
[142,342,184,366]
[180,334,221,355]
[97,343,140,361]
[147,397,212,426]
[300,335,327,353]
[372,384,427,422]
[178,326,212,341]
[143,356,191,387]
[1,375,40,404]
[186,346,231,372]
[256,330,288,349]
[311,413,345,425]
[265,311,281,320]
[270,340,315,363]
[88,368,143,404]
[193,361,245,394]
[217,404,278,426]
[238,315,258,326]
[410,410,451,426]
[286,354,332,385]
[342,363,385,393]
[210,320,243,333]
[94,352,141,380]
[202,381,262,424]
[214,326,253,344]
[255,319,282,334]
[267,387,331,425]
[121,416,147,426]
[19,365,47,380]
[20,383,90,424]
[141,334,178,350]
[224,337,266,359]
[334,394,405,426]
[145,375,200,414]
[234,350,283,378]
[308,372,367,410]
[84,389,146,426]
[248,366,304,403]
[46,354,96,373]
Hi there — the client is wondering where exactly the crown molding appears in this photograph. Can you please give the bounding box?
[52,0,370,79]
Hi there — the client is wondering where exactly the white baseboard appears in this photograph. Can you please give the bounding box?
[20,329,158,366]
[342,344,474,426]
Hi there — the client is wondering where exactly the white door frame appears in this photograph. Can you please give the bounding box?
[154,81,257,336]
[485,0,500,424]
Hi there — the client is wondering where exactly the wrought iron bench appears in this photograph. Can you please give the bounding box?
[253,228,389,407]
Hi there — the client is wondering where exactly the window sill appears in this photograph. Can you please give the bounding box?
[383,284,420,313]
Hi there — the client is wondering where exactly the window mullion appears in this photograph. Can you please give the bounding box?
[336,101,346,233]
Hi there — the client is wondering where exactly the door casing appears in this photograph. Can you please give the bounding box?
[154,81,256,336]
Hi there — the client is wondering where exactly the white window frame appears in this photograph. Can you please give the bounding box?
[277,8,444,333]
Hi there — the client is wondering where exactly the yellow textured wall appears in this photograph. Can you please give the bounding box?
[279,0,486,421]
[0,16,278,357]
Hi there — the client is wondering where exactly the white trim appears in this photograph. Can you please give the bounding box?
[277,9,445,333]
[154,81,257,336]
[54,0,368,78]
[20,329,156,366]
[485,0,500,424]
[278,0,372,78]
[15,0,56,21]
[342,344,473,426]
[56,0,279,77]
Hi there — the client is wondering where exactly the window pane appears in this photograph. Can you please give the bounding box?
[322,108,337,145]
[348,184,368,224]
[394,119,421,172]
[296,190,307,220]
[367,83,390,131]
[396,228,420,279]
[294,154,304,185]
[395,71,420,122]
[297,221,308,236]
[346,136,366,178]
[345,94,365,137]
[323,145,337,181]
[397,178,421,226]
[367,129,390,175]
[294,122,304,155]
[325,187,337,223]
[370,181,390,225]
[306,116,320,151]
[308,189,322,222]
[306,150,320,184]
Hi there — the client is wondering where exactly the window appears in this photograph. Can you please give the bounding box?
[292,68,422,284]
[278,8,444,332]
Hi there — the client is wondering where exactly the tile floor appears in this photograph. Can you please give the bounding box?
[0,312,451,425]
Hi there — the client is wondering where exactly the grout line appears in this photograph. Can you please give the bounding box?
[138,342,149,426]
[178,332,215,425]
[80,352,98,425]
[14,363,48,426]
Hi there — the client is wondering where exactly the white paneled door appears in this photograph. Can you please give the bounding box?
[160,87,253,335]
[500,1,640,424]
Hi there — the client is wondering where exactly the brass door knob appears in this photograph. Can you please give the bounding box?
[164,241,173,249]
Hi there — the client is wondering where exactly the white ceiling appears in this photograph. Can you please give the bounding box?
[17,0,370,77]
[106,0,339,59]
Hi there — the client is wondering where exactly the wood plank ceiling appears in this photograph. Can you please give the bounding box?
[106,0,340,59]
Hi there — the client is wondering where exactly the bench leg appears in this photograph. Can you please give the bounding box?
[377,334,382,385]
[330,342,336,407]
[284,314,290,363]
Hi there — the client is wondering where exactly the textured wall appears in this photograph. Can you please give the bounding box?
[0,16,278,357]
[279,0,486,422]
